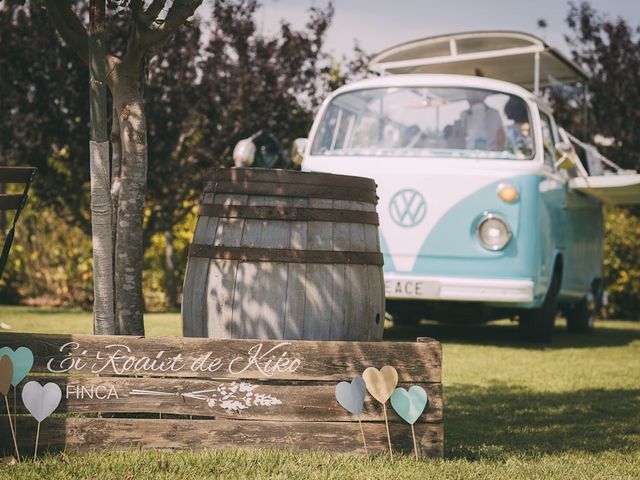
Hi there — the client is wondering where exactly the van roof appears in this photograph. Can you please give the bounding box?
[331,74,538,102]
[369,31,588,93]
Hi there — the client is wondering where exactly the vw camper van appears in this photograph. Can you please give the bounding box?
[295,32,640,341]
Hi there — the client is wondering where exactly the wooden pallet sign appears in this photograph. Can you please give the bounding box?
[0,333,443,457]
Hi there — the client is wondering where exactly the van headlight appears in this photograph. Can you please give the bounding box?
[477,213,512,251]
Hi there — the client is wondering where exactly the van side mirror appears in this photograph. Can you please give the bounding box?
[233,138,256,167]
[554,142,576,170]
[291,138,308,166]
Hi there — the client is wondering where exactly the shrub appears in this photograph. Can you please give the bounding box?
[603,207,640,319]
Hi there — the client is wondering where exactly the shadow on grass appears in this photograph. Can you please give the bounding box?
[445,384,640,459]
[384,319,640,349]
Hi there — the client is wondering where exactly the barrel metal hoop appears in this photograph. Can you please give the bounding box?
[208,167,376,190]
[198,205,379,225]
[204,181,378,204]
[188,244,384,266]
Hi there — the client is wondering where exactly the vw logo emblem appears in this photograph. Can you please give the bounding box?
[389,189,427,227]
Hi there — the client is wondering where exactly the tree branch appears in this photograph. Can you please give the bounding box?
[135,0,201,59]
[44,0,89,64]
[140,0,166,28]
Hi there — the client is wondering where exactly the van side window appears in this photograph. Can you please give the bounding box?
[540,113,556,168]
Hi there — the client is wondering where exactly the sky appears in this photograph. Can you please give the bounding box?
[249,0,640,59]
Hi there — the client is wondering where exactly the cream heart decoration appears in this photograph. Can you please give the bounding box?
[362,366,398,404]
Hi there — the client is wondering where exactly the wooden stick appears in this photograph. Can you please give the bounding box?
[34,421,41,461]
[411,423,418,459]
[3,394,20,460]
[357,416,368,455]
[382,403,392,458]
[13,388,17,447]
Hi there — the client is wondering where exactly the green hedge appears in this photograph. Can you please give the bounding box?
[603,207,640,319]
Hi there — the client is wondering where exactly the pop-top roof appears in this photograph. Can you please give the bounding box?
[370,31,588,93]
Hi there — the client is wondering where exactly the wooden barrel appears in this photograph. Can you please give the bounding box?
[182,167,385,341]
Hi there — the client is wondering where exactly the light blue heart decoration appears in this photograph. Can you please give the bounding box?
[390,386,428,425]
[335,376,366,416]
[0,346,34,386]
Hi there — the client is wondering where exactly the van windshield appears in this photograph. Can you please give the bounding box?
[310,87,534,160]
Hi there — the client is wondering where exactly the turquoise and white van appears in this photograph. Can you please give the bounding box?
[296,32,640,341]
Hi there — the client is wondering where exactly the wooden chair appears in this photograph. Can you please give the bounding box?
[0,167,37,280]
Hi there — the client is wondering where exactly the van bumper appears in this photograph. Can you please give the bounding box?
[384,274,535,303]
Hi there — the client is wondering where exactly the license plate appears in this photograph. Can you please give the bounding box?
[385,279,441,298]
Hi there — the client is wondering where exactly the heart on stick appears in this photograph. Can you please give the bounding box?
[0,347,34,386]
[335,376,366,416]
[0,356,13,396]
[21,381,62,423]
[362,366,398,404]
[390,386,428,425]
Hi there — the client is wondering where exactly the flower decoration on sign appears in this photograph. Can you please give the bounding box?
[130,381,282,411]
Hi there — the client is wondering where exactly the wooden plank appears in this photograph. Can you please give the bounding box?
[307,225,333,251]
[212,193,249,206]
[205,259,239,339]
[302,264,333,340]
[212,194,247,248]
[230,262,258,338]
[207,168,377,191]
[213,218,245,247]
[0,417,443,458]
[332,200,351,252]
[258,196,290,250]
[0,166,36,183]
[183,193,216,337]
[182,257,209,335]
[0,333,442,382]
[364,224,380,252]
[342,265,361,341]
[0,193,22,211]
[284,263,306,340]
[11,377,442,423]
[252,262,288,339]
[329,264,347,340]
[348,202,367,253]
[368,265,386,341]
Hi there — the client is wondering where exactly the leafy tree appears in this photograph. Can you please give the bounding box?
[550,1,640,170]
[0,3,91,232]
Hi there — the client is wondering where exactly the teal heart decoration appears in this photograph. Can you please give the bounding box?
[0,346,34,386]
[335,376,366,416]
[390,386,428,425]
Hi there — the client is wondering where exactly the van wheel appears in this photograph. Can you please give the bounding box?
[519,270,561,343]
[566,295,596,333]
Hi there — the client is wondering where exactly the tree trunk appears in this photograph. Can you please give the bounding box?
[110,100,122,333]
[164,228,178,309]
[89,0,115,335]
[112,68,147,336]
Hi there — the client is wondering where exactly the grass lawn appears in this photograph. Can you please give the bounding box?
[0,305,639,479]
